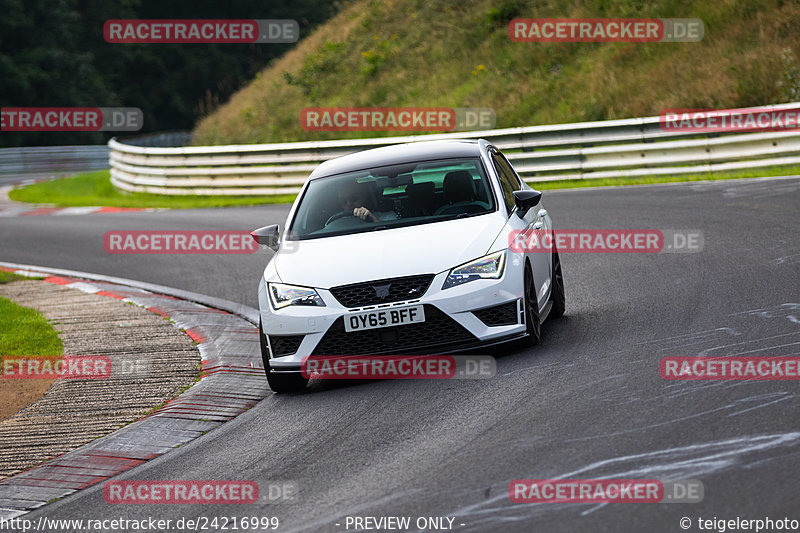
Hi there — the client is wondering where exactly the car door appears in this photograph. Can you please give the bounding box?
[490,149,552,311]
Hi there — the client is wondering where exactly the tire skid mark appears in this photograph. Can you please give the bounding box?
[441,432,800,528]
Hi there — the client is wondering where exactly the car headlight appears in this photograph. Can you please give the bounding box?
[442,250,506,290]
[268,282,325,309]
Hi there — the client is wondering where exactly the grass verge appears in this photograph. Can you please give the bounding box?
[0,280,63,420]
[532,165,800,191]
[8,170,296,208]
[8,165,800,209]
[0,271,26,285]
[0,297,63,357]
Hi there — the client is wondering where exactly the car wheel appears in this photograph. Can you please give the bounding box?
[519,264,542,347]
[549,248,566,319]
[259,320,308,393]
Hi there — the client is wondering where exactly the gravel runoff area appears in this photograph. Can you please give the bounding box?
[0,268,267,518]
[0,280,201,480]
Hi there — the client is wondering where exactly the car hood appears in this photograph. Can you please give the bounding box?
[273,213,507,288]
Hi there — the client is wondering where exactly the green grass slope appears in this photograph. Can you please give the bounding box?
[194,0,800,145]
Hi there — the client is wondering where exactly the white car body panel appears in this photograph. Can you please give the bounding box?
[273,213,508,288]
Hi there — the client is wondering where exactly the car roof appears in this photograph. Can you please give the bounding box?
[308,140,487,179]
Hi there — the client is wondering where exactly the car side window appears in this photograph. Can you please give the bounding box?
[490,150,520,214]
[499,153,523,187]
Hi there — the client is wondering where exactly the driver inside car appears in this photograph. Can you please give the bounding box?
[331,183,397,222]
[337,184,381,222]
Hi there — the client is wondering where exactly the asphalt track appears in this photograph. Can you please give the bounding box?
[2,176,799,532]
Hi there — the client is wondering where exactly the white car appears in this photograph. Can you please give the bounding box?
[252,139,565,392]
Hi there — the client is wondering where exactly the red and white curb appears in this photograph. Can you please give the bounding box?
[0,266,267,520]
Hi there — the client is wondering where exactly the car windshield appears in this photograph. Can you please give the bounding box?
[287,157,496,240]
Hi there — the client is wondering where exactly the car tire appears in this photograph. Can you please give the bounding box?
[549,248,566,319]
[260,320,308,393]
[519,263,542,347]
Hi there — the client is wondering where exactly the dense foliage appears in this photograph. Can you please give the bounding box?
[0,0,339,146]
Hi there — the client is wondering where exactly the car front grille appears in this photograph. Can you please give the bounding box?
[329,274,435,308]
[311,305,477,356]
[268,335,305,357]
[473,301,519,327]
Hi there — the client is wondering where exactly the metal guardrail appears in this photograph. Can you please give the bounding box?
[0,145,109,176]
[121,131,193,148]
[0,133,192,179]
[109,102,800,196]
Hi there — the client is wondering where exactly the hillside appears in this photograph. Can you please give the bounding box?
[193,0,800,145]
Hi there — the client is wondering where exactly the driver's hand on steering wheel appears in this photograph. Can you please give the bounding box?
[353,206,378,222]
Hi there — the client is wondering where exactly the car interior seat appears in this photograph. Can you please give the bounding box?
[434,170,489,215]
[404,181,437,217]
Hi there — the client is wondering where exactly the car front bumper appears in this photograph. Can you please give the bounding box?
[259,260,528,370]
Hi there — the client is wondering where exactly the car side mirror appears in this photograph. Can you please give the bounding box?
[513,190,542,218]
[250,224,280,251]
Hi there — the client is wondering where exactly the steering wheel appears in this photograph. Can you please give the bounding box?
[325,212,357,226]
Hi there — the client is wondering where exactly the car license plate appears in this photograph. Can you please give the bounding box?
[344,305,425,332]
